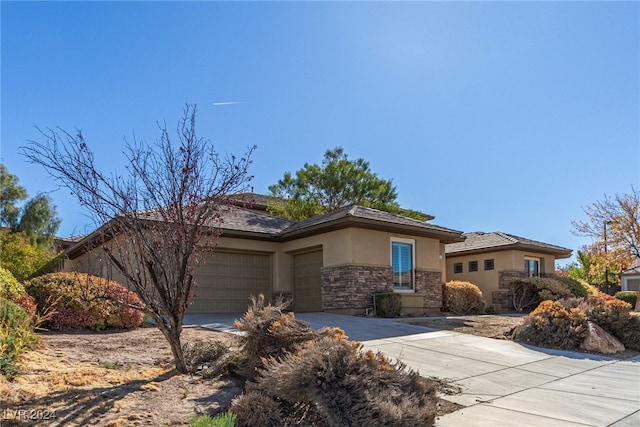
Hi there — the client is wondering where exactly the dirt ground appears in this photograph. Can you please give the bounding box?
[407,314,524,339]
[0,327,244,426]
[3,314,635,426]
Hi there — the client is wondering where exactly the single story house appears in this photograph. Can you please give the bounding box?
[62,196,464,315]
[620,266,640,292]
[445,231,572,307]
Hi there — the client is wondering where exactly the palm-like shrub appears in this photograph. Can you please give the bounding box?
[25,272,144,330]
[443,281,483,315]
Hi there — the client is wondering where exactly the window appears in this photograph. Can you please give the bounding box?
[484,259,494,271]
[525,258,540,277]
[468,261,478,272]
[391,239,414,291]
[454,263,463,274]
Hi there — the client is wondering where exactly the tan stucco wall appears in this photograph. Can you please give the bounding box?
[64,227,447,297]
[445,250,558,302]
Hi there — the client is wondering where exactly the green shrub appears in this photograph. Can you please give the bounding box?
[375,292,402,318]
[0,267,37,325]
[189,412,237,427]
[614,291,638,308]
[512,300,588,350]
[443,281,484,315]
[25,272,144,331]
[236,334,437,427]
[0,297,39,379]
[552,275,591,298]
[508,277,572,312]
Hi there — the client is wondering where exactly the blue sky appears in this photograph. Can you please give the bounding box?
[2,1,639,266]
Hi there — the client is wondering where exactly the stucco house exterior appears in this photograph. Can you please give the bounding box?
[62,197,464,315]
[445,232,572,307]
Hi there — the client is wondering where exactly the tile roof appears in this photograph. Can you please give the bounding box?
[445,231,572,258]
[65,204,464,257]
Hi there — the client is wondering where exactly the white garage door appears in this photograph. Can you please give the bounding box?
[190,251,272,313]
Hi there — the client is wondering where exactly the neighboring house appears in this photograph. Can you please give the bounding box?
[62,198,464,315]
[620,266,640,292]
[445,232,572,307]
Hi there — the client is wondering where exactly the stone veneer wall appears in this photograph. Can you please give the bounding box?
[415,270,443,310]
[321,266,444,311]
[321,265,393,310]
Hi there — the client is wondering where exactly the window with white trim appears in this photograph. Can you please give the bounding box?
[391,238,414,291]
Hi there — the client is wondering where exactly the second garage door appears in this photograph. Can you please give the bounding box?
[190,251,272,313]
[293,249,323,312]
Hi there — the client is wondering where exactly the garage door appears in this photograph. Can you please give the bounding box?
[190,251,272,313]
[293,250,323,312]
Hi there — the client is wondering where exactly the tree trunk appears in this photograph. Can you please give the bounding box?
[635,292,640,312]
[157,319,188,373]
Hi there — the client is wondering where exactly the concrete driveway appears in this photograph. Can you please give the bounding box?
[184,313,640,427]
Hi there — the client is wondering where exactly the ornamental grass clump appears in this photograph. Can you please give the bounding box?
[443,281,484,315]
[25,272,144,331]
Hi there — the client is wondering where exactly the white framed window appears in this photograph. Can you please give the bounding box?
[525,257,540,277]
[391,238,415,292]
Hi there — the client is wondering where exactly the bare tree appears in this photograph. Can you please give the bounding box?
[572,188,640,274]
[21,105,256,373]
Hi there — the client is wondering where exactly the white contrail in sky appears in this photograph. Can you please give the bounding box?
[212,101,242,106]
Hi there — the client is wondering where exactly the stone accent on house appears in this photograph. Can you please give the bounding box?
[492,290,512,309]
[498,270,528,289]
[320,266,444,313]
[321,265,393,311]
[415,270,443,310]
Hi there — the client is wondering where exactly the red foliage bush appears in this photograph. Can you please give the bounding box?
[25,272,144,330]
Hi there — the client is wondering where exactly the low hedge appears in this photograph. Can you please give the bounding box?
[25,272,144,331]
[443,281,484,315]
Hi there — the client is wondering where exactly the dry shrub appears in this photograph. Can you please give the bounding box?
[182,340,244,378]
[443,281,483,315]
[25,272,144,331]
[512,300,588,350]
[564,296,640,351]
[508,277,572,312]
[236,334,436,427]
[231,392,283,427]
[234,294,324,378]
[232,294,438,426]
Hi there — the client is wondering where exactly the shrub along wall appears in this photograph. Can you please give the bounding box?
[25,272,144,331]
